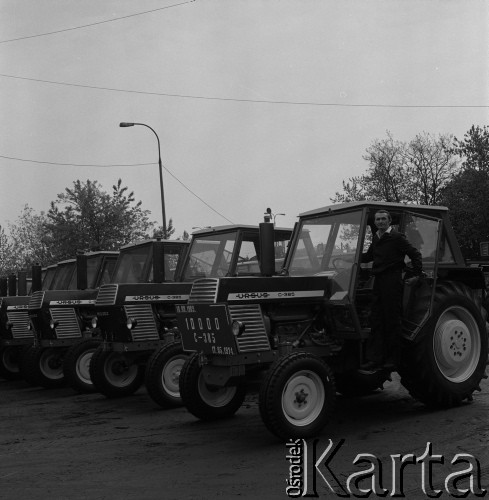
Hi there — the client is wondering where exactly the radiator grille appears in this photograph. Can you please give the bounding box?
[51,308,82,339]
[228,304,270,353]
[96,284,118,306]
[7,310,33,340]
[188,279,219,304]
[29,291,45,310]
[124,304,159,341]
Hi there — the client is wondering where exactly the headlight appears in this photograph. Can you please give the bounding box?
[126,317,138,330]
[231,320,245,337]
[91,316,98,329]
[49,319,59,329]
[5,321,13,330]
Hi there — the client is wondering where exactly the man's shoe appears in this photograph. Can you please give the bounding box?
[359,361,376,369]
[382,358,397,370]
[358,361,381,375]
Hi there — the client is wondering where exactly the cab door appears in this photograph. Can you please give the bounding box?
[401,212,442,340]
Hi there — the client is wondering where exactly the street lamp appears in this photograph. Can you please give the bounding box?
[120,122,167,237]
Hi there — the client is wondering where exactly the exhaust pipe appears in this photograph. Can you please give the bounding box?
[31,264,43,293]
[259,213,276,277]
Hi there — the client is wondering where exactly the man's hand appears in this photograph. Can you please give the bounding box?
[405,277,418,286]
[405,275,424,286]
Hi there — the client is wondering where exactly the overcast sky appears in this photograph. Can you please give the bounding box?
[0,0,488,237]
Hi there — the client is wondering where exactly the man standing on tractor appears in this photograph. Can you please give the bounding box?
[359,209,423,374]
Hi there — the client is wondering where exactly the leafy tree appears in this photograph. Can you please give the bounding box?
[332,131,457,205]
[0,225,15,276]
[451,125,489,172]
[152,218,176,239]
[45,179,154,262]
[3,206,51,275]
[440,125,489,258]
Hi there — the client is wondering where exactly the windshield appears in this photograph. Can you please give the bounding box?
[111,245,151,284]
[67,255,104,290]
[51,262,76,290]
[42,267,57,290]
[182,230,291,280]
[161,247,184,281]
[97,257,117,286]
[289,211,363,292]
[182,232,238,281]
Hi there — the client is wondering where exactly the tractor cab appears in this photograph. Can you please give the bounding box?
[283,201,469,341]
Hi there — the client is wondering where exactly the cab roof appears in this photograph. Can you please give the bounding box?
[191,224,291,235]
[299,201,449,218]
[119,238,190,251]
[54,251,119,266]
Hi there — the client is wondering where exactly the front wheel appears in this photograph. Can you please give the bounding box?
[36,347,66,388]
[259,352,336,440]
[400,282,488,408]
[179,353,246,420]
[63,339,101,393]
[145,341,189,408]
[89,346,144,398]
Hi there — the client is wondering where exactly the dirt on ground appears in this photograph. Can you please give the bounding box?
[0,372,488,500]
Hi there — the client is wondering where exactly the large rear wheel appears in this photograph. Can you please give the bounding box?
[259,352,336,440]
[400,282,488,408]
[179,353,246,420]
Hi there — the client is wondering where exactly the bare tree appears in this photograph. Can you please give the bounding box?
[332,131,458,206]
[404,132,458,205]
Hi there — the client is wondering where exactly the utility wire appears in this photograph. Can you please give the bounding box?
[0,154,234,224]
[0,73,486,109]
[0,155,153,167]
[162,164,234,224]
[0,1,196,44]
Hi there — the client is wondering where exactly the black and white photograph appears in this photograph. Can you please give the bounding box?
[0,1,488,498]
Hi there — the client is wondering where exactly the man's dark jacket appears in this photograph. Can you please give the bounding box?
[361,229,423,275]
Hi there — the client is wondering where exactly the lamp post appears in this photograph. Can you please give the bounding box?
[120,122,167,237]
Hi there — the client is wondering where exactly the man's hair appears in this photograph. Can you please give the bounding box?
[375,209,392,222]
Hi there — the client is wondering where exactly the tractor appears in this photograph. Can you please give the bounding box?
[175,201,488,440]
[26,251,119,389]
[0,265,57,379]
[90,224,291,405]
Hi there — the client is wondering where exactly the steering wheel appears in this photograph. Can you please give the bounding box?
[332,256,353,270]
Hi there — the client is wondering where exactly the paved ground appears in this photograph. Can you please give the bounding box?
[0,372,488,500]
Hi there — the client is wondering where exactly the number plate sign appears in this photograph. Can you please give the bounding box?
[176,304,237,355]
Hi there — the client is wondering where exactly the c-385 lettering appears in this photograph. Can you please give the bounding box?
[193,331,216,344]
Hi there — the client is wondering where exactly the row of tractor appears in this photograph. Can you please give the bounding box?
[0,224,291,405]
[1,201,488,440]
